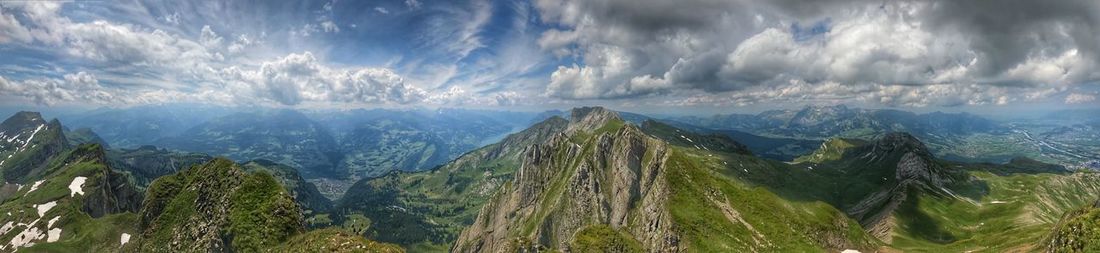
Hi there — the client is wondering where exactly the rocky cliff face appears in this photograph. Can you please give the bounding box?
[453,109,676,252]
[65,144,144,218]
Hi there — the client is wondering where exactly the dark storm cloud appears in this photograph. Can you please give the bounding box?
[920,0,1100,79]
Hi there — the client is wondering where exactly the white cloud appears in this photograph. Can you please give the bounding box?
[222,52,426,105]
[0,72,114,105]
[537,0,1100,107]
[320,21,339,33]
[161,12,181,25]
[374,7,390,15]
[405,0,422,9]
[0,8,33,43]
[199,25,223,48]
[425,86,526,106]
[227,34,256,55]
[1065,93,1097,104]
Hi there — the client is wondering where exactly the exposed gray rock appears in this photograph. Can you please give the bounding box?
[452,111,678,252]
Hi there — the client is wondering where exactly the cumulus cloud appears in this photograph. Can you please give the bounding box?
[0,52,428,107]
[0,72,114,105]
[1065,93,1097,104]
[221,52,426,105]
[537,0,1100,107]
[0,2,221,73]
[656,79,1068,108]
[199,25,223,48]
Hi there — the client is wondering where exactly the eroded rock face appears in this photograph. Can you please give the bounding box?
[452,113,678,253]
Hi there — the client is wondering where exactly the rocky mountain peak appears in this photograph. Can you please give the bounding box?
[567,106,622,132]
[873,132,931,158]
[1,111,46,127]
[0,111,48,135]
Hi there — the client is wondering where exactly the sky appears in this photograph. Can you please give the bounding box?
[0,0,1099,114]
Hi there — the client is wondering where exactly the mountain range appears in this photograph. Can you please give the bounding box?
[0,106,1095,252]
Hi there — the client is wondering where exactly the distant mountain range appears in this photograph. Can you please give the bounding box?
[670,105,1004,139]
[62,106,541,179]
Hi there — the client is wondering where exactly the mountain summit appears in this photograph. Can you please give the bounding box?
[451,107,874,252]
[566,106,622,133]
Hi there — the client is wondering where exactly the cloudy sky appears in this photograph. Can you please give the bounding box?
[0,0,1098,112]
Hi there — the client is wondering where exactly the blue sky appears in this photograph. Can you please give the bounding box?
[0,0,1098,113]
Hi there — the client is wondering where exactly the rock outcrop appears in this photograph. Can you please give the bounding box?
[453,108,679,252]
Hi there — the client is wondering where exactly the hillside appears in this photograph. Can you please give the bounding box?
[129,158,400,252]
[242,159,333,214]
[335,111,571,250]
[0,143,144,252]
[452,107,878,252]
[1046,199,1100,252]
[0,112,70,183]
[784,133,1100,251]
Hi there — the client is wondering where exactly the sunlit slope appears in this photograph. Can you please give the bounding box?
[787,133,1100,252]
[452,108,878,252]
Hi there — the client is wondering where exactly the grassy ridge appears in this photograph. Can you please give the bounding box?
[666,146,878,252]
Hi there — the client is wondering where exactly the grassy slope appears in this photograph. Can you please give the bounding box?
[275,228,404,253]
[0,145,139,252]
[888,170,1100,252]
[779,136,1100,252]
[665,146,878,252]
[569,225,643,253]
[1046,200,1100,252]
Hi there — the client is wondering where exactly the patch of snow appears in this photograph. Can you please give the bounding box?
[46,228,60,242]
[841,250,861,253]
[26,180,44,194]
[120,233,131,246]
[20,124,45,149]
[46,216,59,228]
[0,222,13,235]
[35,201,57,217]
[9,226,43,248]
[990,201,1008,204]
[69,176,87,197]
